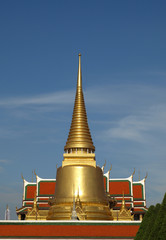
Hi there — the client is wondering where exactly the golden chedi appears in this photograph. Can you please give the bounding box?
[47,54,113,220]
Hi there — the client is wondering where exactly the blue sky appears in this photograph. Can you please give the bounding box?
[0,0,166,219]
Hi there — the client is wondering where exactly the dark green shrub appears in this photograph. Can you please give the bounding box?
[135,205,154,240]
[142,203,160,240]
[148,193,166,240]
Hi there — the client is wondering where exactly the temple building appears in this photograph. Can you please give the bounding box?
[16,54,147,221]
[16,169,147,221]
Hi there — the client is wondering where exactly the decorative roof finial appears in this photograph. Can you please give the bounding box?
[34,170,37,180]
[145,172,148,180]
[108,164,112,174]
[121,191,125,209]
[132,168,135,178]
[21,173,24,181]
[101,160,106,172]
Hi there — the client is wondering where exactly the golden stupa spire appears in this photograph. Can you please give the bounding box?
[121,191,126,209]
[64,54,95,152]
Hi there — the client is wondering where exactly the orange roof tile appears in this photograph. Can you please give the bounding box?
[103,176,107,192]
[133,184,143,200]
[38,181,56,196]
[25,185,36,200]
[109,180,131,195]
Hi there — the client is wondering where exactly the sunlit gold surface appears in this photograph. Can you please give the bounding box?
[116,193,133,221]
[26,210,48,220]
[54,166,107,203]
[62,152,96,167]
[64,54,95,152]
[26,193,48,220]
[47,165,113,220]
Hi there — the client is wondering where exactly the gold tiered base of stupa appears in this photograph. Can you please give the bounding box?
[47,165,113,220]
[47,202,113,220]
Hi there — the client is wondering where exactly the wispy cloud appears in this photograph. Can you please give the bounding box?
[0,159,10,172]
[90,83,166,208]
[0,90,74,107]
[1,83,166,142]
[0,83,165,112]
[104,104,166,143]
[0,159,10,164]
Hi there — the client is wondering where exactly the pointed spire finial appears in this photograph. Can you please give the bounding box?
[77,53,82,88]
[64,54,95,152]
[121,191,125,209]
[5,204,10,220]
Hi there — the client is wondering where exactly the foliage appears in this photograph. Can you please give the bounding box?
[148,193,166,240]
[142,203,160,240]
[135,193,166,240]
[158,213,166,240]
[134,205,154,240]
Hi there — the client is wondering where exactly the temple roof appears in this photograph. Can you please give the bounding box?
[23,180,36,201]
[17,172,147,216]
[109,175,133,196]
[133,179,146,201]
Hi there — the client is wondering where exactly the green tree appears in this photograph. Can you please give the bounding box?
[142,203,161,240]
[135,193,166,240]
[158,213,166,240]
[134,205,154,240]
[148,193,166,240]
